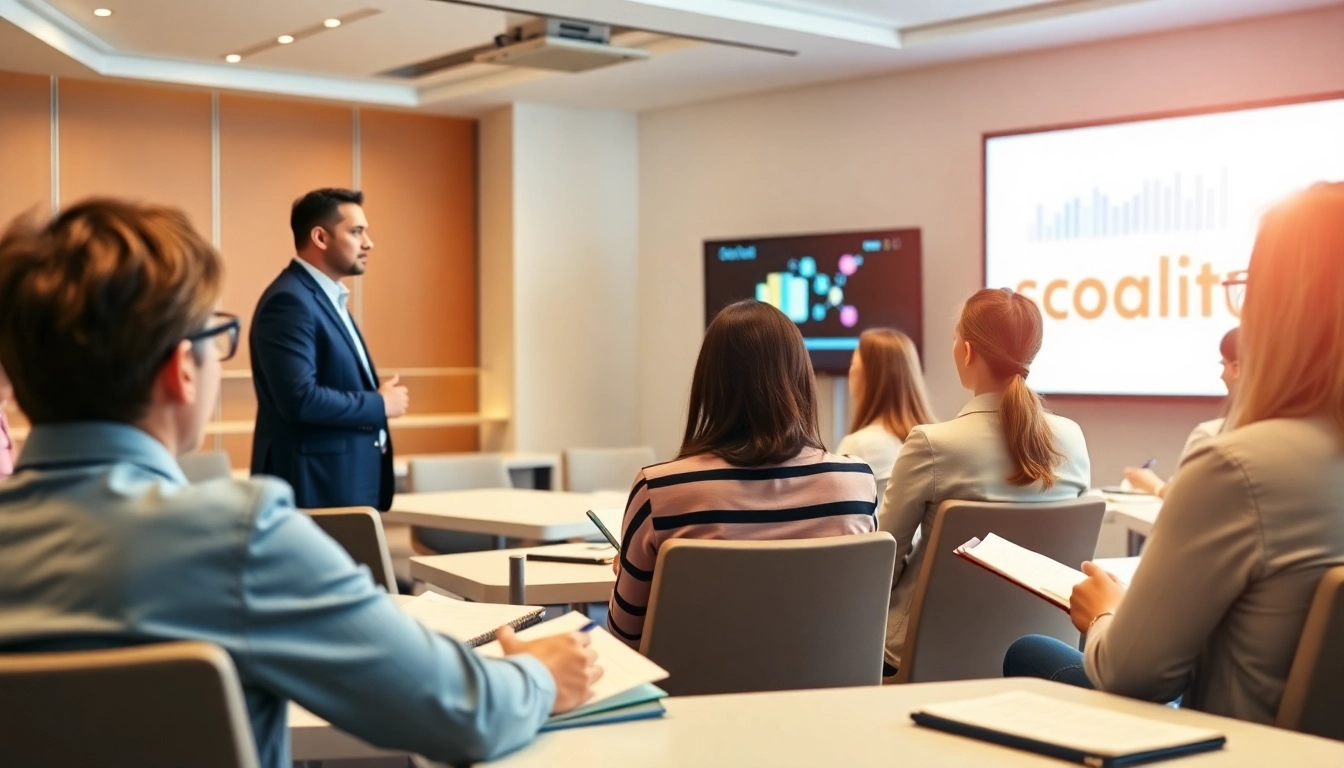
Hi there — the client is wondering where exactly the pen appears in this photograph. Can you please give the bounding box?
[1141,458,1156,469]
[579,620,598,632]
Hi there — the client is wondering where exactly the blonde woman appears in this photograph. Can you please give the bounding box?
[880,289,1091,675]
[1006,182,1344,724]
[837,329,936,483]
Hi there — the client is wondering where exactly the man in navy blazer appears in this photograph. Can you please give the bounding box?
[250,188,409,510]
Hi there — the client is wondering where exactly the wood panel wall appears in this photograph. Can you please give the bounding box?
[0,76,480,466]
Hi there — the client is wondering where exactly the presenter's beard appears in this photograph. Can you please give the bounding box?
[347,254,368,276]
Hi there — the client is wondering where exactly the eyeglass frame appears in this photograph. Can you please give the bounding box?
[1221,270,1248,316]
[183,311,242,362]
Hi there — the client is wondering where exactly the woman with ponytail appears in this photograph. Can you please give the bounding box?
[879,288,1091,676]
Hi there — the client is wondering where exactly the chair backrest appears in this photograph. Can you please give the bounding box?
[564,447,656,492]
[639,532,896,696]
[894,497,1105,684]
[0,641,259,768]
[407,454,511,493]
[1277,565,1344,740]
[176,450,233,484]
[305,507,398,592]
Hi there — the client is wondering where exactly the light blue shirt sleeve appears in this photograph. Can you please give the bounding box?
[235,483,556,763]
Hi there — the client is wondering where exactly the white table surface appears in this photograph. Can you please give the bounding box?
[1093,555,1142,585]
[411,543,617,605]
[1102,492,1163,537]
[290,677,1344,766]
[382,488,627,540]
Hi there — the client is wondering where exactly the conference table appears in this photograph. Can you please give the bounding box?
[289,677,1344,765]
[412,543,617,605]
[382,488,627,545]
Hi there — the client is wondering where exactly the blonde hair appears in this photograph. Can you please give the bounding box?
[849,328,935,440]
[1229,182,1344,433]
[958,288,1064,488]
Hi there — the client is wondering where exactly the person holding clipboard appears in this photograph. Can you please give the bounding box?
[1005,182,1344,725]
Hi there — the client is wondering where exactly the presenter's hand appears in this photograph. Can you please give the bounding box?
[1123,467,1164,495]
[1070,561,1127,634]
[497,626,603,714]
[380,375,409,418]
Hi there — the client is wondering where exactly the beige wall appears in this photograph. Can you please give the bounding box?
[0,76,480,465]
[637,6,1344,484]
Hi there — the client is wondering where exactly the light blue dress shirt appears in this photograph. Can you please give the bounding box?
[0,423,555,767]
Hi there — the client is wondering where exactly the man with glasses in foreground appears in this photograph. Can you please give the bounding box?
[0,200,600,767]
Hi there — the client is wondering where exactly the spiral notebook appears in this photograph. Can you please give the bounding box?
[401,592,545,647]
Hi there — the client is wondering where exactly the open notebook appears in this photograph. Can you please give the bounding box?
[912,691,1225,767]
[477,611,670,730]
[956,534,1091,610]
[401,592,545,647]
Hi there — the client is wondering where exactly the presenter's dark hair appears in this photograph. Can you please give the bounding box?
[679,300,824,466]
[291,188,363,250]
[0,199,222,423]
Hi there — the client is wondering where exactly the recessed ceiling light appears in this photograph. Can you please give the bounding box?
[323,18,341,29]
[224,54,241,63]
[277,34,294,44]
[93,8,112,16]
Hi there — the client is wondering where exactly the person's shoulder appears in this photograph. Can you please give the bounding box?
[255,265,309,305]
[819,449,876,470]
[167,475,295,524]
[640,453,724,482]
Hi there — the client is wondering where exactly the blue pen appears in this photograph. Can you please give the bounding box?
[1141,458,1157,469]
[579,620,598,632]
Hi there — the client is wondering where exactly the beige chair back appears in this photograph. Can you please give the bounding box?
[0,641,259,768]
[640,532,896,696]
[1277,565,1344,740]
[564,447,656,492]
[176,450,232,484]
[305,506,399,592]
[407,454,512,553]
[894,497,1105,684]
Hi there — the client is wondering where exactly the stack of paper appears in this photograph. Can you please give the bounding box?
[477,611,670,730]
[912,691,1225,765]
[401,592,545,646]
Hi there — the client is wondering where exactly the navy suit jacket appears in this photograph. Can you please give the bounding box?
[250,261,394,510]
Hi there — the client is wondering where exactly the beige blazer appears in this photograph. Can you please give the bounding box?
[879,392,1092,667]
[1085,416,1344,724]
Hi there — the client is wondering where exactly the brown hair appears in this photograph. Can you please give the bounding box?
[958,288,1064,488]
[679,300,824,466]
[849,328,935,440]
[0,199,222,424]
[1229,182,1344,433]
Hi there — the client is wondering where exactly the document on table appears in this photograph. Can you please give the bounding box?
[400,592,544,646]
[912,691,1225,765]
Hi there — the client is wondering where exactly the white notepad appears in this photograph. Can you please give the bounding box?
[956,534,1089,609]
[913,691,1225,762]
[401,592,545,646]
[477,611,669,709]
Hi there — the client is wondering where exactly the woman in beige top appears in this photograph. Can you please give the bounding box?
[836,328,936,484]
[1005,181,1344,724]
[881,288,1090,675]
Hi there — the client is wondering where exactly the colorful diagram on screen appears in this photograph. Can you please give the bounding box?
[754,253,865,328]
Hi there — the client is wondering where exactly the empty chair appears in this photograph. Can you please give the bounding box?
[176,450,232,483]
[893,497,1104,684]
[407,454,512,553]
[639,532,896,696]
[0,641,259,768]
[1277,566,1344,740]
[564,446,656,493]
[305,506,399,592]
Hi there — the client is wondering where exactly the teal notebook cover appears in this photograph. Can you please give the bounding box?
[541,683,668,731]
[540,700,666,732]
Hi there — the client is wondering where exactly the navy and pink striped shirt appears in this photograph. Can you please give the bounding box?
[607,448,877,647]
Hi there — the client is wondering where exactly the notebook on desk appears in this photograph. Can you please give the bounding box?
[400,592,545,646]
[477,611,670,730]
[911,691,1225,767]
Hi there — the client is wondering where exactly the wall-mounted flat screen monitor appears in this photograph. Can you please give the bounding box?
[984,94,1344,396]
[703,228,922,374]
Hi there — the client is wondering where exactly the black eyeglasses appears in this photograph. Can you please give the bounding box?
[1221,270,1248,316]
[185,312,242,362]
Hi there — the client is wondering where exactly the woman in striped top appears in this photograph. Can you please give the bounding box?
[607,300,878,648]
